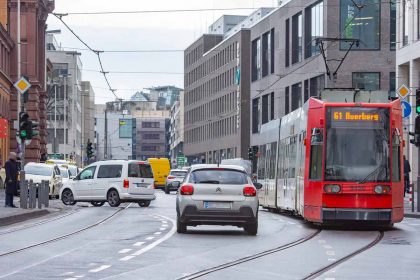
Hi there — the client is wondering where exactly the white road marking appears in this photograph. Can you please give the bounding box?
[326,251,336,256]
[119,255,136,261]
[89,265,111,273]
[74,276,85,279]
[133,242,145,247]
[318,240,326,244]
[146,236,155,240]
[118,248,132,254]
[162,220,168,224]
[65,278,77,280]
[60,272,75,276]
[325,278,336,280]
[323,245,333,249]
[154,231,162,235]
[159,227,165,230]
[328,258,337,262]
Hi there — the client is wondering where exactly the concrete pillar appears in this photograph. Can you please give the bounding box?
[410,60,420,187]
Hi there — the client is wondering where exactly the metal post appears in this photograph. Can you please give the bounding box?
[17,0,21,112]
[63,76,67,161]
[104,108,108,159]
[20,179,27,209]
[54,83,57,153]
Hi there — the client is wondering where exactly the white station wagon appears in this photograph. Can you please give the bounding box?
[60,160,155,207]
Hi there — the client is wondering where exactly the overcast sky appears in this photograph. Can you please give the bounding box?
[47,0,277,104]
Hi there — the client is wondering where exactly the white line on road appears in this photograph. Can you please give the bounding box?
[74,275,85,279]
[318,239,326,244]
[328,258,337,262]
[65,278,77,280]
[133,242,145,247]
[89,265,111,273]
[60,272,75,276]
[159,227,165,230]
[323,245,333,249]
[118,248,132,254]
[154,231,162,235]
[326,251,336,256]
[146,236,155,240]
[119,255,136,261]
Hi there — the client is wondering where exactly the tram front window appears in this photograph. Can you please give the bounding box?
[325,108,390,182]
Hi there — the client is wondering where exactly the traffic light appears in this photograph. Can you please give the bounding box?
[248,147,254,160]
[416,89,420,114]
[19,112,30,139]
[86,140,93,159]
[410,115,420,147]
[28,120,39,139]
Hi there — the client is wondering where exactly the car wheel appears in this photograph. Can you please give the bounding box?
[177,217,187,234]
[245,220,258,236]
[61,189,76,206]
[91,201,105,207]
[107,189,121,207]
[165,186,170,194]
[138,200,151,207]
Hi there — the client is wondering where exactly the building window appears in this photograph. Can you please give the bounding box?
[403,0,409,46]
[390,0,396,50]
[292,12,303,64]
[262,94,269,124]
[142,122,160,128]
[285,87,290,114]
[119,119,133,138]
[251,38,261,81]
[143,133,160,140]
[310,75,325,97]
[304,80,310,101]
[285,19,290,67]
[340,0,380,50]
[270,29,275,74]
[141,145,160,152]
[305,1,324,58]
[262,31,270,77]
[352,72,380,90]
[291,82,302,111]
[252,98,259,134]
[389,72,396,97]
[270,92,275,120]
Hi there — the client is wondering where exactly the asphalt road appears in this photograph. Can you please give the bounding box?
[0,192,419,280]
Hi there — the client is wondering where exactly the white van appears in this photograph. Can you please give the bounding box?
[60,160,155,207]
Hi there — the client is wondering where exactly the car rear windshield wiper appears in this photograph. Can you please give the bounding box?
[197,180,220,184]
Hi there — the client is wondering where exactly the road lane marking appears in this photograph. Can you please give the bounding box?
[89,265,111,273]
[326,251,336,256]
[119,255,136,261]
[328,258,337,262]
[318,240,326,244]
[65,278,77,280]
[159,227,165,230]
[60,272,74,276]
[133,242,145,247]
[323,245,333,249]
[146,236,155,240]
[154,232,162,235]
[118,249,132,254]
[74,276,85,279]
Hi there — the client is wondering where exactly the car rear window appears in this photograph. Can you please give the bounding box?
[24,165,53,176]
[97,165,123,179]
[170,171,188,177]
[128,163,154,178]
[190,169,248,185]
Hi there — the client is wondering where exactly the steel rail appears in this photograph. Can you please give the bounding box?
[177,229,322,280]
[0,204,131,257]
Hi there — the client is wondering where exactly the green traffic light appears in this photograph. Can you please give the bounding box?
[417,106,420,114]
[20,130,27,138]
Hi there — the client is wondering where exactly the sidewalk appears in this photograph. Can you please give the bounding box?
[0,191,64,227]
[404,191,420,218]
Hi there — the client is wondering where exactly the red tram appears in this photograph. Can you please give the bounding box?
[257,95,404,225]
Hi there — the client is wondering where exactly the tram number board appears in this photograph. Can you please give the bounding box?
[331,110,380,122]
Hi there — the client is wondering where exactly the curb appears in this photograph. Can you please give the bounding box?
[0,209,50,227]
[404,213,420,219]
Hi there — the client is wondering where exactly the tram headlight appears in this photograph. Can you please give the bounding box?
[324,184,341,194]
[374,185,391,194]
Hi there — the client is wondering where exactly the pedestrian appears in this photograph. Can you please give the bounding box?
[403,155,411,196]
[4,152,18,208]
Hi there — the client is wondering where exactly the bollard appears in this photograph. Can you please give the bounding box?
[37,182,42,209]
[28,180,35,209]
[20,180,28,209]
[44,181,49,208]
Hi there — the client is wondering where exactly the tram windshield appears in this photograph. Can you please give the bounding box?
[325,107,390,182]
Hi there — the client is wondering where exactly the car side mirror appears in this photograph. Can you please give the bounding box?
[171,181,180,188]
[254,182,263,190]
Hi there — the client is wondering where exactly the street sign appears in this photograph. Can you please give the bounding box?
[14,76,31,94]
[397,84,411,99]
[402,100,412,118]
[177,156,186,166]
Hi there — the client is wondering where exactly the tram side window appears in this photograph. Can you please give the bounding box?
[309,128,323,180]
[392,132,401,182]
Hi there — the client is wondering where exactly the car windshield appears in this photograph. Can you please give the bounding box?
[190,169,248,184]
[59,168,69,178]
[170,171,188,177]
[128,163,154,178]
[24,165,53,176]
[325,107,390,182]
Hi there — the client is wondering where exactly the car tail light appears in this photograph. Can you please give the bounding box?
[123,179,129,189]
[180,185,194,195]
[243,186,256,197]
[167,176,175,179]
[374,185,391,194]
[324,184,341,194]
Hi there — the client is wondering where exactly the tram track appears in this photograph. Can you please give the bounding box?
[177,229,322,280]
[302,230,384,280]
[0,203,132,258]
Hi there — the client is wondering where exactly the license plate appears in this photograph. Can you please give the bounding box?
[134,183,148,188]
[203,201,231,209]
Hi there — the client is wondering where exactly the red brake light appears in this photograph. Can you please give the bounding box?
[243,186,256,197]
[180,185,194,195]
[167,175,175,179]
[123,179,129,188]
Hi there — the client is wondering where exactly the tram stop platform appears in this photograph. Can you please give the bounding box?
[404,192,420,218]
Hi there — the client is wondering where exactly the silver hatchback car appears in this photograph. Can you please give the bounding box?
[175,164,262,235]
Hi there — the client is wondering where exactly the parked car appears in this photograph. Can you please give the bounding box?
[24,162,63,198]
[175,164,262,235]
[60,160,155,207]
[165,169,188,194]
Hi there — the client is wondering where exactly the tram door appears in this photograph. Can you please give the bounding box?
[265,142,277,208]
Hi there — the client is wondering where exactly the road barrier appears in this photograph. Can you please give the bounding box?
[19,180,50,209]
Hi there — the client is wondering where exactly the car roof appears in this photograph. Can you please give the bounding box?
[25,162,55,168]
[189,164,247,172]
[88,160,150,166]
[170,169,188,172]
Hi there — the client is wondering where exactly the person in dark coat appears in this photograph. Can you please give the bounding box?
[5,152,18,207]
[403,155,411,195]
